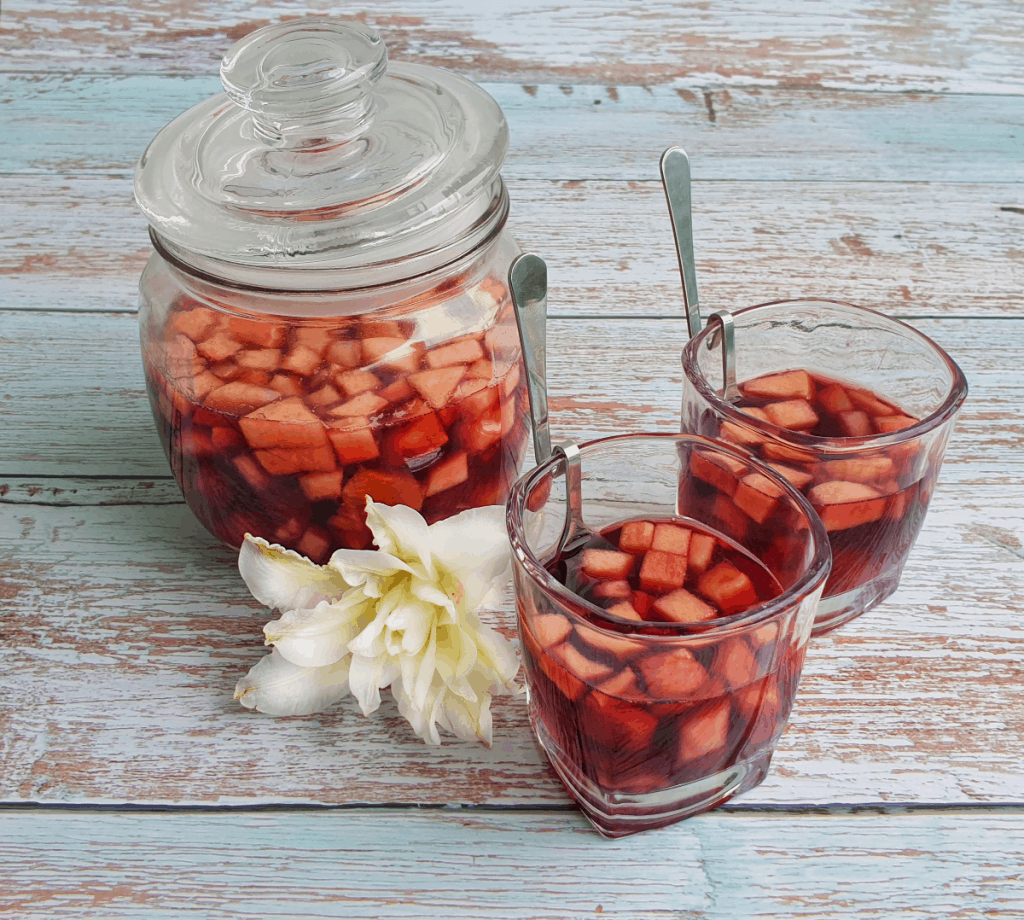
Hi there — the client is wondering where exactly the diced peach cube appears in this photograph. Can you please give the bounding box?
[716,638,759,689]
[358,319,407,339]
[698,561,758,615]
[204,381,280,414]
[808,480,887,531]
[651,588,716,624]
[224,317,288,349]
[296,526,332,563]
[741,370,814,401]
[254,444,337,475]
[327,422,380,465]
[532,612,573,649]
[306,384,341,408]
[677,699,731,761]
[211,426,244,451]
[598,667,646,701]
[824,456,895,482]
[237,369,272,387]
[763,399,819,431]
[172,306,220,342]
[874,414,919,434]
[733,472,784,524]
[329,392,389,418]
[618,520,655,553]
[710,494,750,543]
[721,406,770,445]
[688,532,717,574]
[335,369,381,397]
[456,381,499,418]
[390,412,449,460]
[575,625,646,661]
[631,591,653,617]
[638,550,688,593]
[299,470,346,502]
[425,337,485,369]
[239,397,328,450]
[342,468,423,512]
[236,348,281,371]
[583,689,659,750]
[233,454,271,490]
[581,548,634,580]
[639,649,707,699]
[327,339,362,368]
[607,602,643,621]
[378,378,415,404]
[463,404,503,453]
[848,387,900,417]
[211,360,241,380]
[651,523,692,556]
[293,327,333,357]
[553,643,614,686]
[819,383,854,414]
[280,344,321,377]
[165,334,205,381]
[466,358,493,380]
[409,366,467,409]
[269,374,304,397]
[838,409,872,437]
[197,331,243,363]
[689,450,747,496]
[274,517,304,544]
[591,579,632,600]
[424,451,469,497]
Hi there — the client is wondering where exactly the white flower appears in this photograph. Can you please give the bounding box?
[233,498,521,745]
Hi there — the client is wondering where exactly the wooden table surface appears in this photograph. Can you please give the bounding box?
[3,2,1023,917]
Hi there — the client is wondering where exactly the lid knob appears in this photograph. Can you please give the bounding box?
[220,19,387,145]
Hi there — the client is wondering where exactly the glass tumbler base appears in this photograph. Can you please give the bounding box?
[531,712,773,839]
[812,568,902,636]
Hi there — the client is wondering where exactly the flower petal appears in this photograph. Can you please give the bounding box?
[264,596,369,668]
[348,653,400,716]
[365,498,434,578]
[234,649,350,716]
[327,549,410,598]
[429,505,512,610]
[239,535,349,611]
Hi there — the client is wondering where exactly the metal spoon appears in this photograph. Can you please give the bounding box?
[661,146,739,400]
[509,254,589,557]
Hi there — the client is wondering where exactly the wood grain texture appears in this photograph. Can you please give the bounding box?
[2,445,1021,806]
[3,179,1023,317]
[2,809,1023,918]
[6,75,1024,183]
[0,312,1019,478]
[3,0,1024,92]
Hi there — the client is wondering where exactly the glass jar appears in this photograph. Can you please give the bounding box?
[134,19,529,561]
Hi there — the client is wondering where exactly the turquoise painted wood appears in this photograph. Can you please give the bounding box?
[5,75,1024,182]
[2,810,1023,918]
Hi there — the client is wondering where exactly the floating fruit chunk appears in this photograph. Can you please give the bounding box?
[722,406,770,445]
[296,526,332,563]
[716,638,759,689]
[576,624,646,661]
[651,523,691,556]
[269,374,304,397]
[638,649,707,699]
[638,550,688,593]
[255,444,337,475]
[388,412,449,462]
[837,409,872,437]
[342,468,423,512]
[280,344,322,377]
[409,367,467,409]
[651,588,716,623]
[532,612,573,649]
[335,369,381,397]
[424,451,469,497]
[426,337,485,368]
[819,383,854,414]
[591,579,632,600]
[824,455,895,482]
[327,422,380,465]
[618,520,655,553]
[677,699,731,761]
[875,414,919,434]
[690,450,747,496]
[607,602,643,621]
[765,462,814,491]
[583,688,659,751]
[172,305,220,342]
[299,470,346,502]
[581,549,634,580]
[204,381,280,414]
[741,369,814,401]
[329,392,388,418]
[226,317,288,349]
[808,480,886,531]
[763,399,819,431]
[687,532,716,574]
[327,339,361,368]
[237,348,281,371]
[698,561,758,614]
[733,472,784,524]
[239,397,328,450]
[847,387,899,417]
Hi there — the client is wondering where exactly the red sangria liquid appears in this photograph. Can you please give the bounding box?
[519,515,806,833]
[698,369,930,599]
[141,276,529,562]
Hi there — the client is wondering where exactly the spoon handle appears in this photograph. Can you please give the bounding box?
[509,253,552,464]
[660,146,702,339]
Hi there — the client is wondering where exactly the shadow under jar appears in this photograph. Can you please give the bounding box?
[134,19,529,561]
[507,434,831,838]
[680,299,967,635]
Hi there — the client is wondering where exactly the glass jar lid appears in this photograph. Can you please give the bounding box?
[134,18,510,290]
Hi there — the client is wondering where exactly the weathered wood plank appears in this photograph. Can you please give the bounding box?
[1,477,1021,807]
[2,809,1023,918]
[3,178,1024,318]
[5,75,1024,182]
[2,0,1023,92]
[0,312,1017,479]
